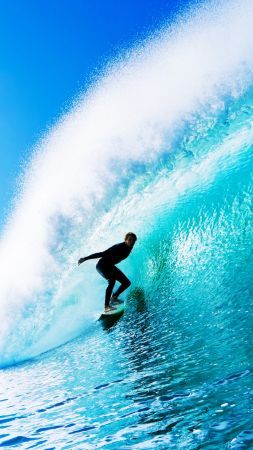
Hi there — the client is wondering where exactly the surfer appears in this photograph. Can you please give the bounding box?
[78,232,137,312]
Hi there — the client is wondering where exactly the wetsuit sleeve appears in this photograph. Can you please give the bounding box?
[84,244,120,261]
[84,251,107,260]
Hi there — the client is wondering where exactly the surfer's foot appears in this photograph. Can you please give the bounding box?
[104,305,116,313]
[111,295,124,305]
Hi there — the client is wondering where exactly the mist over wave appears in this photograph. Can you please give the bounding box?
[1,0,253,367]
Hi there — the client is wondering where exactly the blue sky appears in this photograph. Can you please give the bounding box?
[0,0,189,230]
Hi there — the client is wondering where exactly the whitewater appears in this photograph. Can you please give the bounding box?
[1,0,253,447]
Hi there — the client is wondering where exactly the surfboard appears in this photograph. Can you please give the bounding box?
[99,303,125,320]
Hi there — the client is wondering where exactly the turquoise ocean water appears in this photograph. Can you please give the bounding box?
[1,1,253,448]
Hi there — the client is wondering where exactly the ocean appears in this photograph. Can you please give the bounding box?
[1,0,253,448]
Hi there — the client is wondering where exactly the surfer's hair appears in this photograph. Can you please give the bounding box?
[125,232,137,241]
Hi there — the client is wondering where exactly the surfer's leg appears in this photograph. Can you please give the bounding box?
[96,262,116,309]
[111,267,131,299]
[105,278,116,307]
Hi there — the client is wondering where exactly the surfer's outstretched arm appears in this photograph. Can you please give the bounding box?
[78,251,107,265]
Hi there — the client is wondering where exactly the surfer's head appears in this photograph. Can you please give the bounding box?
[124,232,137,248]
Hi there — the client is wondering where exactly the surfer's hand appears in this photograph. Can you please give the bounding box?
[78,257,87,265]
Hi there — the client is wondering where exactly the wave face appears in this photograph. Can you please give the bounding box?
[1,0,253,369]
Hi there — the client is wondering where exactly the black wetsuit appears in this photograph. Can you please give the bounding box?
[85,243,132,306]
